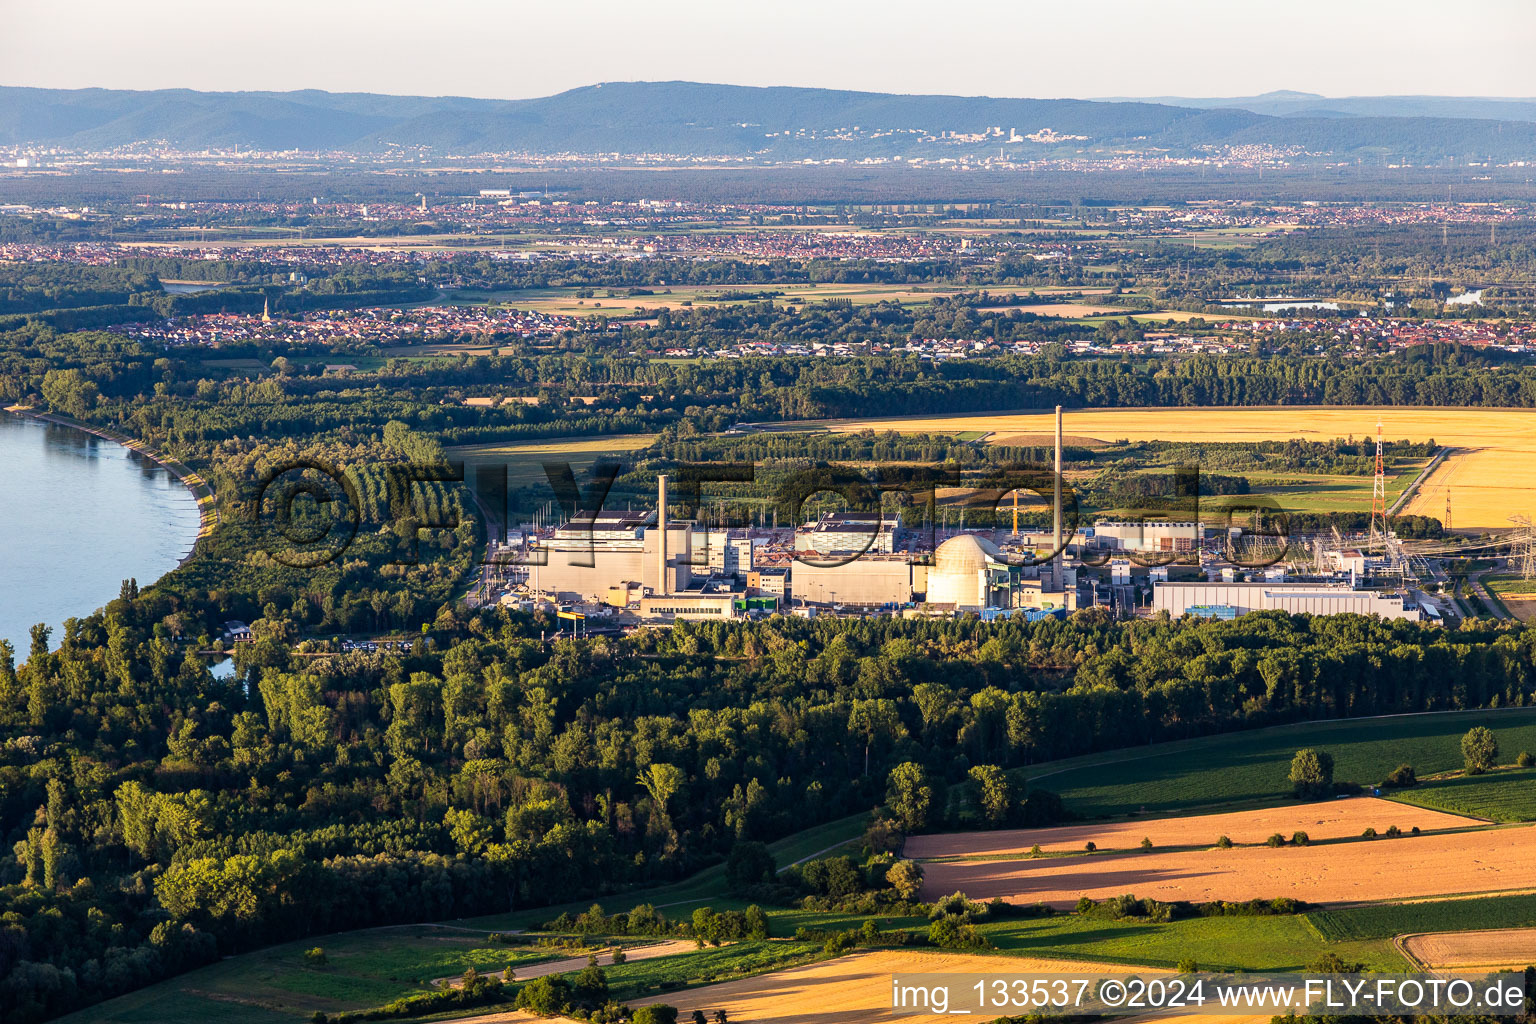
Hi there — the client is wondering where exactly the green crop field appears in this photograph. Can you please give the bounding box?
[979,912,1404,972]
[1389,765,1536,821]
[1308,893,1536,942]
[1237,466,1422,515]
[602,941,820,1002]
[1025,708,1536,817]
[53,930,561,1024]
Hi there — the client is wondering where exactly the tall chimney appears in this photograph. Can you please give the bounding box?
[1053,405,1063,572]
[657,473,670,596]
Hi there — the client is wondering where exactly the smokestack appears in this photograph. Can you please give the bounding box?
[1053,405,1063,571]
[657,473,670,596]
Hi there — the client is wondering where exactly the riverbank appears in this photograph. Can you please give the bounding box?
[3,406,218,564]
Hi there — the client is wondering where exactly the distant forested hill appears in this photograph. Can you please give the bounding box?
[3,81,1536,162]
[1106,90,1536,122]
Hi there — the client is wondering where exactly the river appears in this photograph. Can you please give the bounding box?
[0,414,202,658]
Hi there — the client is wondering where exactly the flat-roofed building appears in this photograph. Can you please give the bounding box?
[1092,520,1203,554]
[639,593,740,621]
[691,529,756,578]
[747,567,789,597]
[1153,581,1420,620]
[792,553,914,607]
[797,512,901,555]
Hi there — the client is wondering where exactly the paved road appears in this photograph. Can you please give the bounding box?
[1466,570,1511,620]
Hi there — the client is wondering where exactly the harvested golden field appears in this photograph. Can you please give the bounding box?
[437,1012,553,1024]
[1007,302,1128,317]
[979,305,1232,322]
[1403,928,1536,970]
[904,798,1480,860]
[1403,446,1536,533]
[1498,594,1536,623]
[921,824,1536,907]
[489,281,966,317]
[628,950,1157,1024]
[822,406,1536,529]
[978,432,1109,448]
[449,433,657,457]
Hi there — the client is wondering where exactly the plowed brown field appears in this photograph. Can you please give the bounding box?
[1404,928,1536,970]
[905,798,1481,860]
[921,824,1536,906]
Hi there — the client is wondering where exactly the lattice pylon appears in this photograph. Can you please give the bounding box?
[1369,419,1388,551]
[1511,515,1536,581]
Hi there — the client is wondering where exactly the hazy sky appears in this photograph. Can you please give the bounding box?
[5,0,1535,99]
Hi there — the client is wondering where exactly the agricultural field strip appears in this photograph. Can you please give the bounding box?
[438,939,701,989]
[922,823,1536,908]
[622,950,1171,1024]
[1401,928,1536,970]
[448,434,658,457]
[1016,706,1536,819]
[1385,764,1536,821]
[904,798,1486,861]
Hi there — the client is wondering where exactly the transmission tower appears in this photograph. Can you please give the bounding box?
[1444,487,1452,532]
[1369,419,1388,551]
[1510,515,1536,581]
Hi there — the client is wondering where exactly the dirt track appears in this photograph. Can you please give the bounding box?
[921,824,1536,907]
[904,798,1481,860]
[439,939,700,989]
[1403,928,1536,970]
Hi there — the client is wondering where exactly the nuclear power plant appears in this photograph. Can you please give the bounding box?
[497,405,1425,625]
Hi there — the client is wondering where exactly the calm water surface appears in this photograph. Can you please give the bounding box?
[0,415,201,658]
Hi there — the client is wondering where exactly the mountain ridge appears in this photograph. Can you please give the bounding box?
[2,81,1533,162]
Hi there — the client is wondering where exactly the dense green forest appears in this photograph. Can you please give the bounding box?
[3,601,1533,1022]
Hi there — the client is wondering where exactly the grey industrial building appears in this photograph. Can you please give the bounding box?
[1152,581,1421,620]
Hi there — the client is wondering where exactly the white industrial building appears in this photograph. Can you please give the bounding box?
[796,512,901,555]
[691,528,756,578]
[792,553,917,607]
[1153,581,1421,620]
[1091,520,1203,554]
